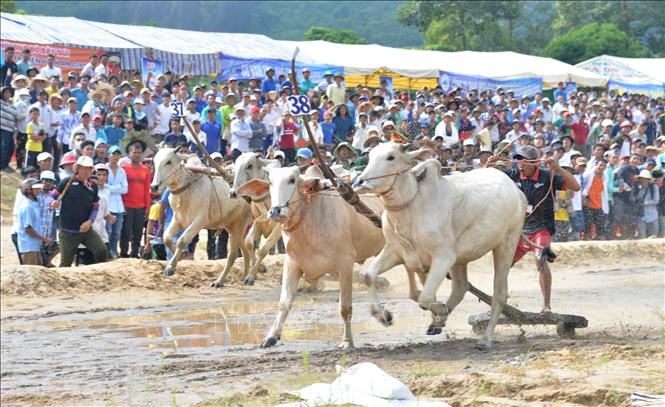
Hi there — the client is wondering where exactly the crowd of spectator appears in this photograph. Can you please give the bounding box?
[2,45,664,267]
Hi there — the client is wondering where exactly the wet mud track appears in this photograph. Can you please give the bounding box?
[1,243,664,406]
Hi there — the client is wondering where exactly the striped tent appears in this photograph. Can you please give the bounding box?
[0,12,142,56]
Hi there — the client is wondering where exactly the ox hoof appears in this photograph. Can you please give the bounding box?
[260,336,278,348]
[244,278,255,286]
[338,340,354,349]
[163,266,175,277]
[258,264,267,274]
[426,324,443,335]
[474,341,491,352]
[210,280,224,288]
[373,309,393,327]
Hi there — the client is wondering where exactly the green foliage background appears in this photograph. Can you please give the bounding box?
[9,0,664,62]
[14,0,422,47]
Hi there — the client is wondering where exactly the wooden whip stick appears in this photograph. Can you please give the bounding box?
[289,48,382,228]
[181,116,233,183]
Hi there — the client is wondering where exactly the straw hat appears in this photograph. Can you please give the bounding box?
[30,74,48,87]
[637,169,654,180]
[11,74,29,87]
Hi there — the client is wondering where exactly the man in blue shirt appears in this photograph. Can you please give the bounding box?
[71,75,91,111]
[553,81,567,103]
[104,114,127,147]
[17,179,51,265]
[200,109,223,154]
[299,68,316,94]
[261,67,279,95]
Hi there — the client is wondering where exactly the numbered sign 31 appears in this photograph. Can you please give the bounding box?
[170,101,185,118]
[287,95,312,116]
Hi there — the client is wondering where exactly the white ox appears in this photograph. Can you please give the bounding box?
[151,148,252,287]
[352,143,526,350]
[236,166,386,348]
[229,153,284,286]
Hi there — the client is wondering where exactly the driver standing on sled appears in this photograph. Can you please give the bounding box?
[487,145,580,314]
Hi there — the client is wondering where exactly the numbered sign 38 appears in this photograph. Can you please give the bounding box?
[287,95,312,116]
[170,101,185,118]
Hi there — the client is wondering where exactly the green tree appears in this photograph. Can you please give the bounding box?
[398,0,550,53]
[303,27,366,44]
[542,23,648,64]
[2,0,16,12]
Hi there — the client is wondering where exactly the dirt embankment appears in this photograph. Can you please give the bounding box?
[2,239,662,299]
[0,257,285,298]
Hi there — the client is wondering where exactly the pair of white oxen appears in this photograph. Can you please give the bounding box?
[151,143,527,350]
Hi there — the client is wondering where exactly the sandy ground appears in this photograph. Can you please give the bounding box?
[1,235,664,406]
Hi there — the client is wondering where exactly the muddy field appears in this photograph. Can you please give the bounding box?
[1,238,664,406]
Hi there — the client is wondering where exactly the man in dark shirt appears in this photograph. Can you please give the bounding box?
[1,47,18,86]
[488,145,580,314]
[614,154,641,238]
[51,156,108,266]
[163,118,187,148]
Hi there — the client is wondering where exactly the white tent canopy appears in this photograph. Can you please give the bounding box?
[89,21,323,75]
[1,12,608,87]
[279,40,607,88]
[0,12,141,51]
[575,55,665,85]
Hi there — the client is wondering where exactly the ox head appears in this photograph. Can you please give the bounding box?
[150,148,189,194]
[235,166,327,222]
[230,152,278,198]
[352,142,432,194]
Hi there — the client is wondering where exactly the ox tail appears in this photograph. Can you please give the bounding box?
[520,232,557,271]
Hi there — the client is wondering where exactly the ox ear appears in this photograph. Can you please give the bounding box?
[235,179,270,201]
[407,148,433,161]
[300,178,324,194]
[176,153,190,163]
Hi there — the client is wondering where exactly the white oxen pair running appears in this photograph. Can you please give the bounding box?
[353,142,526,350]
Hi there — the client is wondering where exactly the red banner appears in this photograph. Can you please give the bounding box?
[1,39,104,76]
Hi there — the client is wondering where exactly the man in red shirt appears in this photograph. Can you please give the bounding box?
[571,113,589,156]
[120,141,151,258]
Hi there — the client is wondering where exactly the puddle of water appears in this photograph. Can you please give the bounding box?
[118,299,435,349]
[4,294,436,350]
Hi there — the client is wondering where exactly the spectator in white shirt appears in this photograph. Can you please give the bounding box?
[80,55,99,79]
[434,112,459,146]
[30,90,58,140]
[94,54,109,78]
[230,106,252,158]
[153,92,173,141]
[69,112,96,149]
[352,112,370,150]
[552,95,566,121]
[539,97,553,123]
[39,54,63,80]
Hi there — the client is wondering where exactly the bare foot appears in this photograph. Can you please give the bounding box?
[540,306,552,315]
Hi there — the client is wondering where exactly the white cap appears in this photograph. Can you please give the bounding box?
[40,170,56,181]
[16,88,30,98]
[480,146,493,153]
[215,97,223,104]
[601,119,614,127]
[37,152,53,162]
[210,152,223,160]
[75,156,94,167]
[234,105,246,113]
[381,120,395,129]
[94,163,109,172]
[463,138,476,147]
[273,150,285,159]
